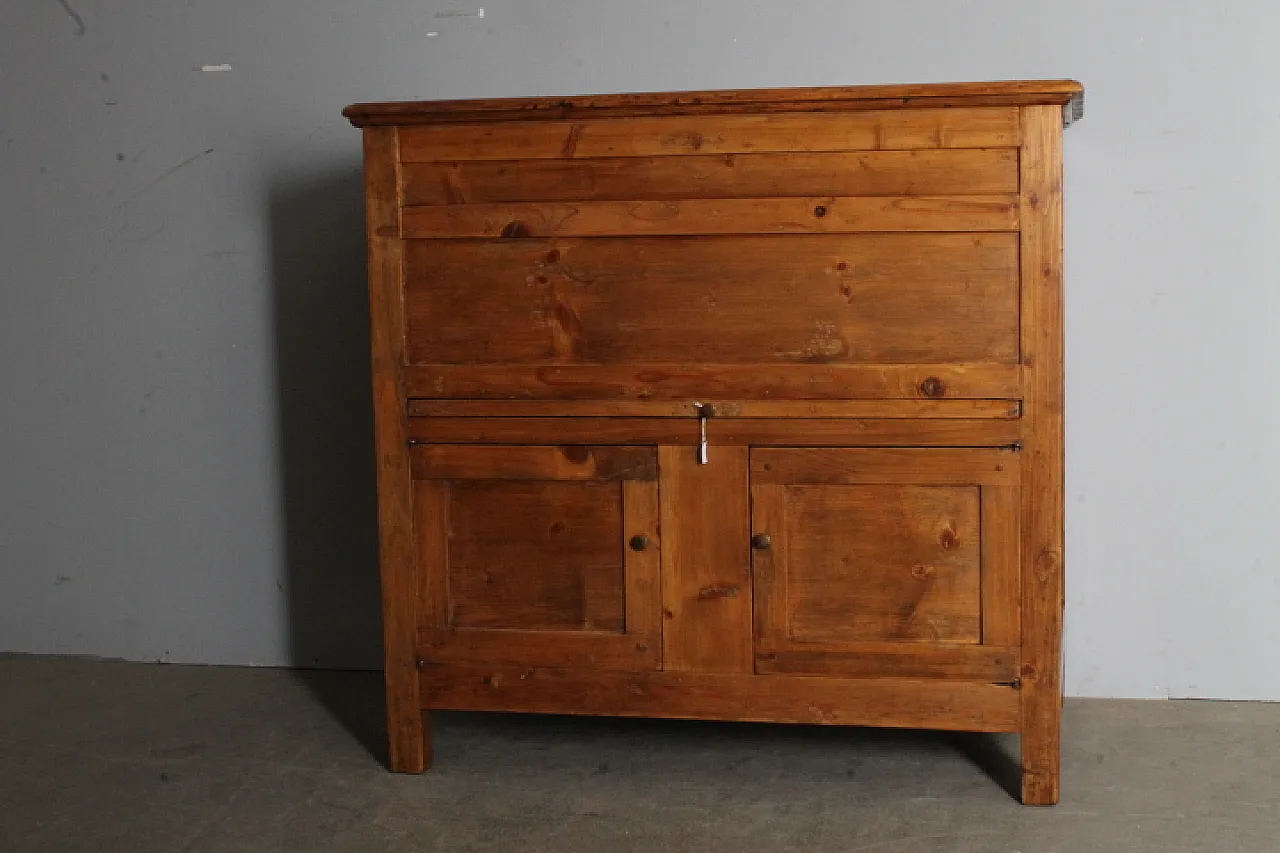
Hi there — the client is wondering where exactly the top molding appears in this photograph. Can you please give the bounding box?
[344,80,1084,127]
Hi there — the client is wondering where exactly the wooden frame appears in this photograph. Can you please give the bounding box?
[352,80,1078,804]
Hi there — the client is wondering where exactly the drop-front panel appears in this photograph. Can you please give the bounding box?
[347,79,1080,805]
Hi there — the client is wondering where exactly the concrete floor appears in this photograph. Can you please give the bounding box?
[1,657,1276,853]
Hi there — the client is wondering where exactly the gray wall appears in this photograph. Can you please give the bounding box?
[3,1,1278,699]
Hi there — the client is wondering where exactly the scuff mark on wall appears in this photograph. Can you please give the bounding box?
[56,0,86,37]
[112,148,215,211]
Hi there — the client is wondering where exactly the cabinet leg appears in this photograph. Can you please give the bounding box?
[1020,696,1060,805]
[386,697,431,773]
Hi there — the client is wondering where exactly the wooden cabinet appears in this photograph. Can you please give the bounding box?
[346,80,1082,804]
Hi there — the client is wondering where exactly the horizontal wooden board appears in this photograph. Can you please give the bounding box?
[406,418,1022,447]
[407,399,1022,419]
[404,364,1021,401]
[347,81,1082,125]
[419,629,658,670]
[397,109,1019,160]
[403,234,1020,366]
[410,444,657,481]
[418,664,1021,732]
[401,195,1019,238]
[400,149,1019,205]
[755,643,1018,681]
[751,447,1021,486]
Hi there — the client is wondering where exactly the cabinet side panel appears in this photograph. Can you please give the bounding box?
[658,446,753,673]
[364,126,426,772]
[1018,106,1065,805]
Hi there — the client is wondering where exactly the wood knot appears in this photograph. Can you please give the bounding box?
[919,377,945,398]
[561,445,590,463]
[500,221,531,238]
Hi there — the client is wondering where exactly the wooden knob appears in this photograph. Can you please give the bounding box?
[629,535,651,552]
[751,533,772,550]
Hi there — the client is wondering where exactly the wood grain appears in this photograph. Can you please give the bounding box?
[402,234,1019,366]
[751,447,1020,486]
[396,109,1020,160]
[446,480,625,631]
[981,485,1021,648]
[401,195,1019,238]
[410,444,656,481]
[362,126,427,773]
[408,398,1021,420]
[346,80,1082,125]
[401,149,1019,205]
[419,628,657,670]
[418,665,1022,733]
[404,364,1022,401]
[784,484,983,644]
[659,445,753,673]
[413,480,450,632]
[622,479,663,650]
[756,643,1018,682]
[406,417,1022,448]
[1018,105,1066,806]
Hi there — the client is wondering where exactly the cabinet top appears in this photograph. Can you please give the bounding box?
[344,80,1084,127]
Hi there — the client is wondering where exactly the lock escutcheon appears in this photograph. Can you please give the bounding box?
[751,533,772,550]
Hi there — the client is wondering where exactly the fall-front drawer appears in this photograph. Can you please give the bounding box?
[749,447,1021,682]
[410,444,663,670]
[400,233,1020,369]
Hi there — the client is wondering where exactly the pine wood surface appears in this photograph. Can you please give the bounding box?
[354,82,1077,803]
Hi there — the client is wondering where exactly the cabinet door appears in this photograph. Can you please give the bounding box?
[750,448,1020,681]
[412,445,661,670]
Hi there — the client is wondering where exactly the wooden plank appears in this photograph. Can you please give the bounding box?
[413,480,450,632]
[404,364,1022,401]
[362,127,427,773]
[1018,105,1067,806]
[757,643,1019,682]
[622,479,662,651]
[408,399,1022,419]
[345,81,1083,126]
[397,109,1021,160]
[418,664,1022,732]
[981,485,1021,648]
[409,444,657,481]
[419,628,657,670]
[751,448,1021,486]
[784,484,983,644]
[401,149,1019,205]
[402,234,1019,367]
[402,195,1019,238]
[406,417,1022,447]
[445,480,626,631]
[750,484,789,653]
[659,445,753,673]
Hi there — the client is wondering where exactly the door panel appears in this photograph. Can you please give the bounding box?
[751,447,1019,681]
[413,444,661,670]
[786,484,982,644]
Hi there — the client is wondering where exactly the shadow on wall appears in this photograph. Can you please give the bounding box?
[267,164,387,763]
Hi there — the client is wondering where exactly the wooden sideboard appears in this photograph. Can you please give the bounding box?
[345,79,1082,805]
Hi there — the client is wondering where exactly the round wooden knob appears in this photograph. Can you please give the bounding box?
[751,533,773,550]
[629,535,651,552]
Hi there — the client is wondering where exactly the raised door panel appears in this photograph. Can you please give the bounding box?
[750,448,1020,682]
[413,445,661,670]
